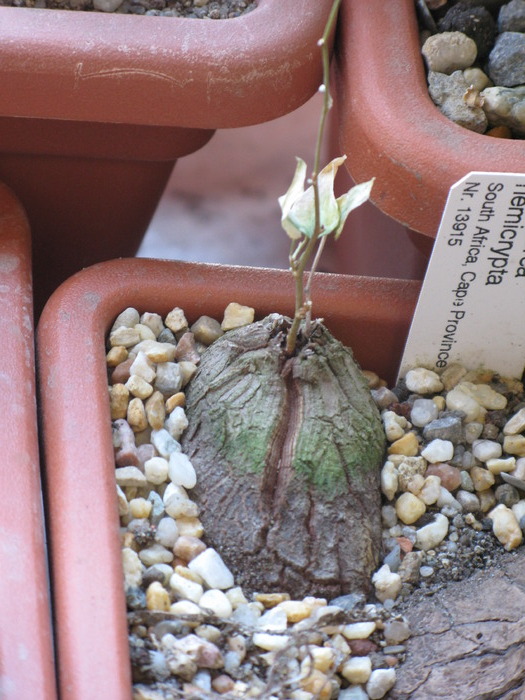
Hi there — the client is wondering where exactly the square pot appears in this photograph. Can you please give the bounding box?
[0,183,56,700]
[0,0,335,311]
[36,257,420,698]
[334,0,525,239]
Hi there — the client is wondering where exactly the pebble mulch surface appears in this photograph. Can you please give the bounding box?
[0,0,256,17]
[418,0,525,138]
[109,303,525,699]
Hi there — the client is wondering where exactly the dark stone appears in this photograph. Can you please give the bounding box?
[438,2,497,57]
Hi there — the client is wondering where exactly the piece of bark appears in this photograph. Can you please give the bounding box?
[181,314,385,598]
[391,549,525,699]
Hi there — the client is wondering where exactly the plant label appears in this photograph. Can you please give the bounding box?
[399,172,525,380]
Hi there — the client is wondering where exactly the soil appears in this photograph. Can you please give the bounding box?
[0,0,257,17]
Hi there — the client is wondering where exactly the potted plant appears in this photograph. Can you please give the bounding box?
[0,0,335,312]
[332,0,525,275]
[0,182,56,699]
[36,257,420,698]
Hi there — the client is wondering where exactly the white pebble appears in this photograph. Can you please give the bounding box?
[168,451,197,489]
[139,544,174,567]
[340,656,372,685]
[257,607,288,633]
[188,548,235,590]
[472,439,502,463]
[446,388,483,422]
[155,517,179,548]
[169,573,204,604]
[144,456,169,485]
[372,564,401,603]
[489,504,523,551]
[150,428,181,458]
[252,633,290,652]
[415,513,449,551]
[382,411,408,441]
[366,668,397,699]
[486,457,516,475]
[164,406,189,440]
[129,351,156,384]
[419,475,441,505]
[115,466,147,488]
[405,368,443,394]
[410,398,439,427]
[342,621,376,640]
[395,492,426,525]
[122,547,143,588]
[421,438,454,463]
[504,407,525,435]
[381,461,398,500]
[199,589,233,618]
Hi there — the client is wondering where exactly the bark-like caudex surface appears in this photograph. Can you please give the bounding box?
[181,314,385,598]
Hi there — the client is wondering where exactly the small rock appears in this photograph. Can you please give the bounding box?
[199,589,233,619]
[410,398,439,427]
[488,503,523,550]
[395,492,426,524]
[115,466,147,488]
[372,564,402,602]
[421,438,454,463]
[188,548,235,590]
[499,0,525,32]
[252,633,290,652]
[405,367,444,394]
[381,461,399,500]
[190,316,224,345]
[221,303,255,331]
[422,31,477,73]
[342,621,376,640]
[428,70,487,133]
[144,457,169,485]
[415,513,449,550]
[438,4,496,58]
[419,475,442,505]
[340,656,372,685]
[150,428,181,458]
[472,439,502,463]
[139,544,174,567]
[503,434,525,457]
[470,466,496,491]
[488,31,525,86]
[425,463,461,491]
[446,388,483,422]
[495,483,520,507]
[155,362,183,397]
[455,489,481,513]
[165,307,188,334]
[423,414,463,443]
[168,451,196,489]
[383,410,408,441]
[155,517,179,548]
[486,456,517,475]
[366,668,397,699]
[146,581,171,612]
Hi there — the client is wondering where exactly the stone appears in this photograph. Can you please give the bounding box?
[505,407,525,435]
[146,581,171,612]
[388,432,419,456]
[366,668,397,699]
[382,411,408,441]
[175,333,200,364]
[446,388,483,422]
[371,386,398,409]
[122,547,143,588]
[111,357,133,385]
[190,316,224,346]
[464,422,484,444]
[503,434,525,457]
[164,487,199,519]
[155,517,179,548]
[299,669,333,700]
[486,457,517,475]
[140,312,164,338]
[372,565,402,602]
[406,473,425,495]
[472,439,502,462]
[395,456,428,490]
[342,621,376,640]
[139,544,174,567]
[129,498,152,519]
[154,362,183,397]
[133,340,177,363]
[383,619,410,645]
[421,439,454,463]
[115,466,147,488]
[176,517,204,539]
[144,457,169,485]
[174,535,207,563]
[339,687,369,700]
[495,484,520,507]
[425,463,461,491]
[275,600,314,623]
[109,384,129,420]
[168,451,197,489]
[113,418,139,466]
[340,656,372,685]
[252,633,290,652]
[463,67,492,92]
[127,398,148,433]
[404,367,444,394]
[106,345,128,368]
[488,504,523,550]
[395,492,426,524]
[428,70,487,133]
[410,398,439,427]
[199,589,233,618]
[421,31,478,73]
[455,490,481,513]
[172,633,223,670]
[169,573,203,604]
[478,488,497,513]
[166,392,186,413]
[419,475,442,505]
[415,513,449,551]
[109,326,141,348]
[188,548,235,590]
[499,0,525,32]
[145,391,166,431]
[381,461,398,500]
[470,466,496,491]
[150,428,181,458]
[488,31,525,86]
[423,414,463,443]
[164,406,189,441]
[221,303,255,331]
[165,307,188,334]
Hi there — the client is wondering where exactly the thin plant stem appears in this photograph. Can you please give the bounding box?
[286,0,342,355]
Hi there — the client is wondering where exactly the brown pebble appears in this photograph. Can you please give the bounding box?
[106,345,128,367]
[166,392,186,412]
[486,125,512,139]
[396,536,414,553]
[109,383,129,420]
[111,357,134,385]
[255,592,291,608]
[175,332,201,364]
[384,655,399,667]
[426,463,461,491]
[348,639,378,655]
[173,535,207,562]
[211,675,235,694]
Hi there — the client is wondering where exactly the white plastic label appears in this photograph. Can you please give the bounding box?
[399,172,525,380]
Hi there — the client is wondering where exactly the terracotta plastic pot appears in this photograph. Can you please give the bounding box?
[333,0,525,271]
[0,183,56,699]
[37,257,420,698]
[0,0,335,312]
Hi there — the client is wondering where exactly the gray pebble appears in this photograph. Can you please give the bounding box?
[499,0,525,33]
[428,70,488,133]
[383,545,402,573]
[495,483,520,507]
[488,31,525,86]
[423,414,464,443]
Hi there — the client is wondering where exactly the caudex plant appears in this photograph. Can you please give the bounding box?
[181,0,386,598]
